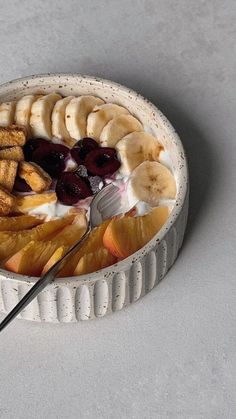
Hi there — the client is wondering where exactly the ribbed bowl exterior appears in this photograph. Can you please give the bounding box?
[0,74,189,323]
[0,194,188,322]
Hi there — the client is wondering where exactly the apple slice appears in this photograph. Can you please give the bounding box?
[103,206,169,258]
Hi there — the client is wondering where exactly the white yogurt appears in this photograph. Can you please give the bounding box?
[159,150,173,172]
[65,157,78,171]
[28,201,71,221]
[25,133,175,220]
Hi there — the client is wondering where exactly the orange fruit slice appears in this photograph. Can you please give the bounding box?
[0,215,74,261]
[5,218,86,276]
[74,247,117,275]
[59,220,110,277]
[41,246,68,275]
[0,214,42,231]
[5,240,58,276]
[103,206,169,259]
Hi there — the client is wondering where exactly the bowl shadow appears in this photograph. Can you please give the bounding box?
[152,95,217,246]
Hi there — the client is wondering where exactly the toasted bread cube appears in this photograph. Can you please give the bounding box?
[14,192,56,213]
[0,125,26,147]
[18,161,52,193]
[0,160,18,192]
[0,146,24,161]
[0,186,16,215]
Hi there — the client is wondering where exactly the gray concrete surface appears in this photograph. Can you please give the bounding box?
[0,1,235,418]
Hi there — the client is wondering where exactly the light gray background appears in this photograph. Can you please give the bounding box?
[0,1,235,418]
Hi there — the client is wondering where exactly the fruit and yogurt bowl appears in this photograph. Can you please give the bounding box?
[0,74,188,322]
[0,91,176,277]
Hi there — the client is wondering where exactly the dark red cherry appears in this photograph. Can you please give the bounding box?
[84,147,121,176]
[88,176,104,194]
[23,138,49,161]
[32,143,69,178]
[56,172,92,205]
[13,176,32,192]
[71,137,98,164]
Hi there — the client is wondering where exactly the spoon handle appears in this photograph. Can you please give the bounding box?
[0,226,91,332]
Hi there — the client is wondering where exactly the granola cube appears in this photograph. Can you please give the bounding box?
[0,186,16,215]
[18,161,52,193]
[0,125,26,147]
[0,146,24,162]
[0,160,18,192]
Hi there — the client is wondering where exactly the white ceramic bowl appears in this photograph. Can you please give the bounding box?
[0,74,189,322]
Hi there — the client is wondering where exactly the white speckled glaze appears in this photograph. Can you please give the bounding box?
[0,74,189,322]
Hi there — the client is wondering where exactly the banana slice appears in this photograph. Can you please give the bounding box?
[15,94,41,132]
[65,95,104,140]
[129,161,176,206]
[0,101,16,127]
[30,93,61,139]
[51,96,76,147]
[87,103,129,141]
[100,114,143,147]
[116,131,163,175]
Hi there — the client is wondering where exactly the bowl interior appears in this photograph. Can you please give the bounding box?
[0,74,188,284]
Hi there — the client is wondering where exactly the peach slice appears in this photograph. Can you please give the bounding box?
[4,217,86,275]
[0,214,43,231]
[5,240,58,276]
[14,192,56,213]
[52,224,86,247]
[0,215,74,261]
[41,246,68,275]
[59,220,110,277]
[103,206,169,259]
[40,220,87,275]
[51,214,87,245]
[74,247,117,275]
[42,211,87,242]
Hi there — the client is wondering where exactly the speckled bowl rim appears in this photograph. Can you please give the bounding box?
[0,73,188,285]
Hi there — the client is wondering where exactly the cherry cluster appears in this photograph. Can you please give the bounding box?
[14,137,121,206]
